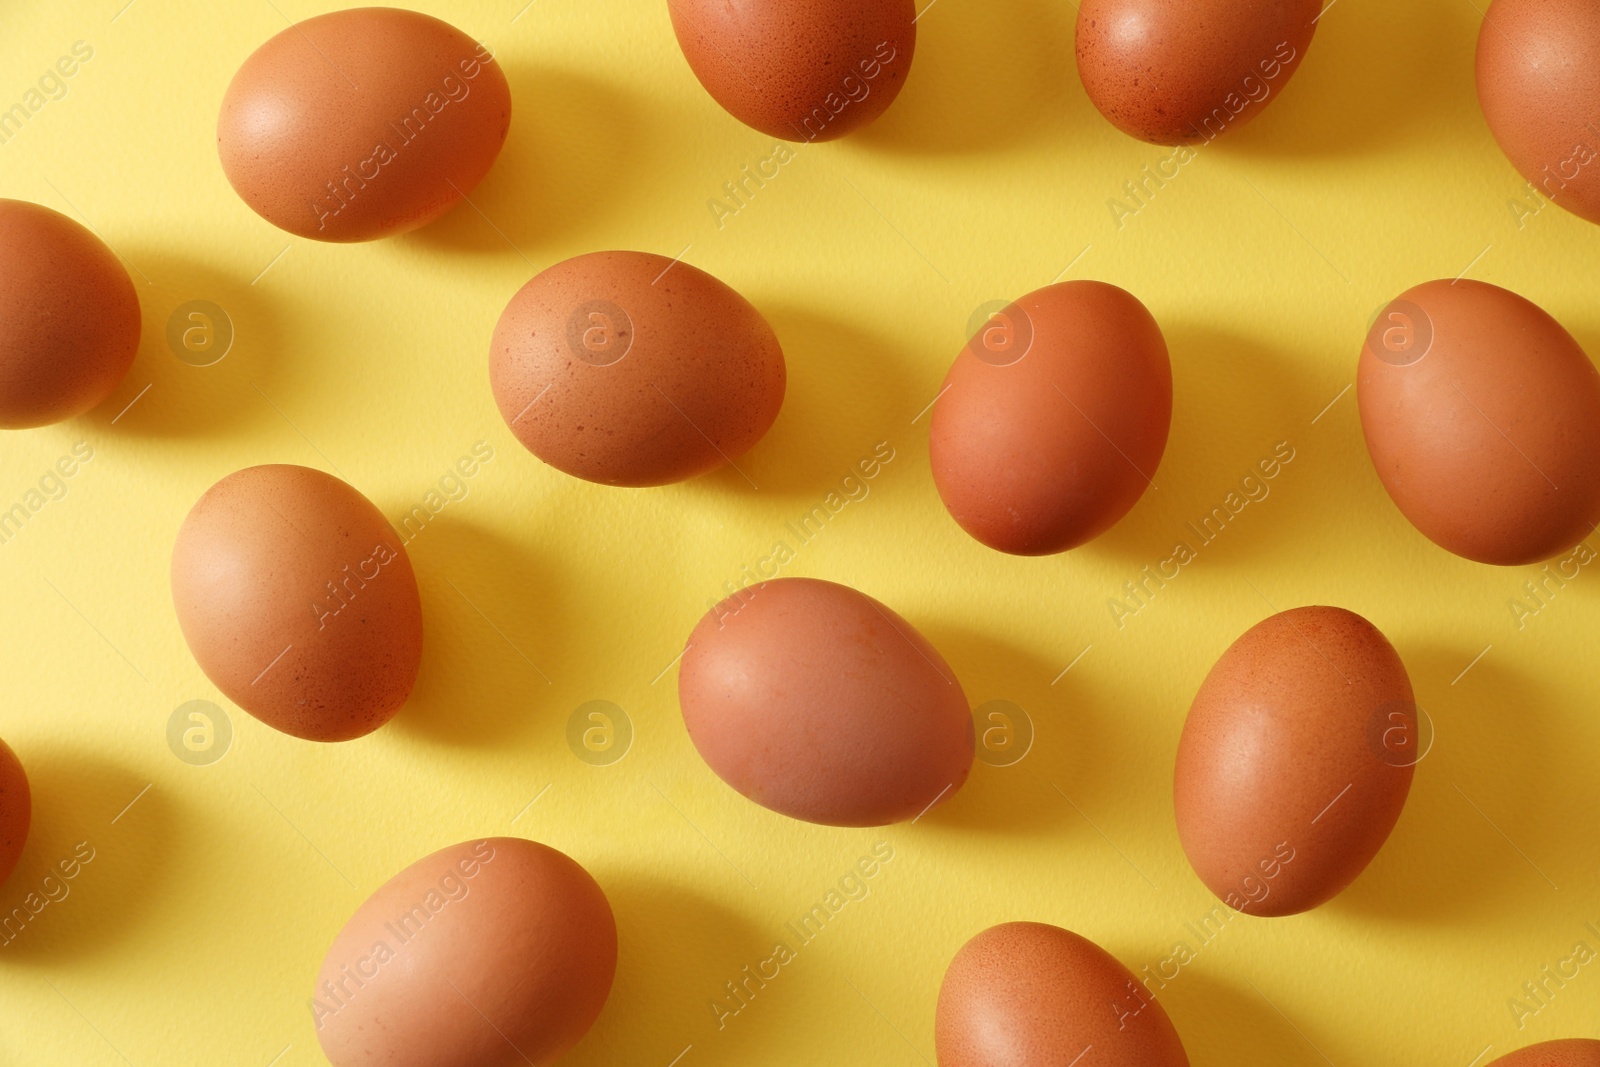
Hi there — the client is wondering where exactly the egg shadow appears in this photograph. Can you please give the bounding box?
[561,878,767,1067]
[404,66,646,259]
[1160,970,1337,1066]
[1086,325,1323,570]
[715,303,923,500]
[0,746,171,965]
[912,624,1112,839]
[1327,645,1567,927]
[395,516,570,749]
[1224,2,1482,160]
[76,249,282,440]
[857,0,1085,157]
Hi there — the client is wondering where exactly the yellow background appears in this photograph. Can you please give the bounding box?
[1,0,1598,1063]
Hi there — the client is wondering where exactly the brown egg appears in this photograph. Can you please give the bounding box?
[668,0,915,141]
[936,922,1191,1067]
[171,464,423,742]
[1175,607,1416,917]
[218,8,511,241]
[314,838,616,1067]
[679,577,973,827]
[1477,0,1600,226]
[490,251,786,487]
[1489,1040,1600,1067]
[1076,0,1321,145]
[1358,279,1600,566]
[929,281,1170,555]
[0,199,139,429]
[0,738,29,888]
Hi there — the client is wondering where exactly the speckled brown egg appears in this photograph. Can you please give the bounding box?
[929,281,1170,555]
[1489,1040,1600,1067]
[1477,0,1600,226]
[668,0,915,141]
[171,464,423,742]
[315,838,616,1067]
[0,199,139,429]
[679,577,973,827]
[0,738,29,888]
[490,250,786,487]
[1358,279,1600,566]
[218,7,511,241]
[936,922,1191,1067]
[1076,0,1321,145]
[1175,607,1416,917]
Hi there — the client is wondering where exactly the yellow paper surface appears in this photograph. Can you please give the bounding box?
[0,1,1597,1064]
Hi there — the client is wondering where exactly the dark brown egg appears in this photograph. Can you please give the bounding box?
[929,281,1170,555]
[936,922,1191,1067]
[679,577,973,827]
[0,738,29,888]
[171,465,423,742]
[668,0,915,141]
[315,838,616,1067]
[1175,606,1416,916]
[1488,1040,1600,1067]
[1358,279,1600,566]
[218,7,511,241]
[490,251,786,487]
[0,199,140,429]
[1076,0,1321,145]
[1477,0,1600,226]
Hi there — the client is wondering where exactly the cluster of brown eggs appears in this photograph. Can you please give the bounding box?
[2,1,1599,1065]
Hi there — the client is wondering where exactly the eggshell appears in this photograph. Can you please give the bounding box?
[667,0,915,141]
[929,280,1171,555]
[0,738,30,889]
[314,837,616,1067]
[490,250,786,487]
[218,7,511,241]
[1175,606,1416,917]
[1358,279,1600,566]
[1488,1040,1600,1067]
[0,199,140,429]
[1477,0,1600,226]
[935,922,1191,1067]
[171,464,423,742]
[1076,0,1320,145]
[679,577,973,827]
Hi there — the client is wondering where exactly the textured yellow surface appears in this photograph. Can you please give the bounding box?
[1,1,1598,1064]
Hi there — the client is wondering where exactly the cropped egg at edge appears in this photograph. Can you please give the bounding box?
[0,738,30,889]
[0,199,140,429]
[1486,1039,1600,1067]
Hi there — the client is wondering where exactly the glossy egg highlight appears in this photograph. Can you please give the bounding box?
[1477,0,1600,226]
[1175,606,1416,916]
[1358,279,1600,566]
[490,250,786,487]
[171,464,423,742]
[218,7,511,241]
[668,0,916,141]
[0,199,140,429]
[929,280,1171,555]
[1076,0,1321,144]
[314,838,617,1067]
[679,577,973,827]
[936,922,1191,1067]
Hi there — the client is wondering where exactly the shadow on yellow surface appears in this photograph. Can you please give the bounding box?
[79,249,283,441]
[0,746,168,966]
[1332,644,1569,927]
[399,517,569,749]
